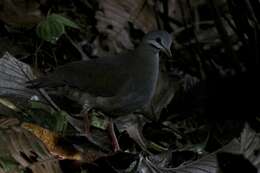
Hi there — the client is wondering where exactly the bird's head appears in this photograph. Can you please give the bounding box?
[142,30,173,57]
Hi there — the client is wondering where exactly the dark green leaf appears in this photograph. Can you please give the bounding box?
[36,16,65,44]
[48,14,79,29]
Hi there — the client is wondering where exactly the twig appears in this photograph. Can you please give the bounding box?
[65,33,90,61]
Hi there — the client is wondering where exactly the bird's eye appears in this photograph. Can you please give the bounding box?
[155,37,162,44]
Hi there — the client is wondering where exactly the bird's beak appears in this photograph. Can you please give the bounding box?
[162,46,172,57]
[146,40,173,57]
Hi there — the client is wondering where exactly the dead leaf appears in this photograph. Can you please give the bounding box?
[22,122,107,163]
[95,0,157,52]
[0,118,62,173]
[0,0,44,27]
[0,52,39,99]
[135,124,260,173]
[22,122,82,160]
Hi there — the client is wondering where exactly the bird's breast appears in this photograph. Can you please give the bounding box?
[130,56,159,101]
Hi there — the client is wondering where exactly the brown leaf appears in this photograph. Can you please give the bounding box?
[0,117,20,128]
[0,0,44,27]
[0,118,62,173]
[95,0,157,52]
[22,122,107,163]
[22,122,82,160]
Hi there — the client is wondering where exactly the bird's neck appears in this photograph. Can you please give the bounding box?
[135,43,160,66]
[133,43,160,103]
[134,43,160,83]
[137,42,160,54]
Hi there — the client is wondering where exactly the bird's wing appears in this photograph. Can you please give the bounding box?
[46,55,132,97]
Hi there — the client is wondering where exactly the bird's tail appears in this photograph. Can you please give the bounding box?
[26,77,61,89]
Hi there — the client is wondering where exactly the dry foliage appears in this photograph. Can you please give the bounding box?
[95,0,157,52]
[0,0,44,27]
[0,118,62,173]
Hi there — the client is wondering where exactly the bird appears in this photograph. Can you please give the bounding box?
[28,30,173,116]
[27,30,173,151]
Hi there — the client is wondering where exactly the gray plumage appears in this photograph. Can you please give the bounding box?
[28,31,173,115]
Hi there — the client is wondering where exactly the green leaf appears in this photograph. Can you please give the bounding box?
[53,111,68,133]
[91,113,109,130]
[36,13,79,43]
[36,17,65,44]
[30,101,55,114]
[0,158,20,173]
[48,14,79,29]
[28,101,68,133]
